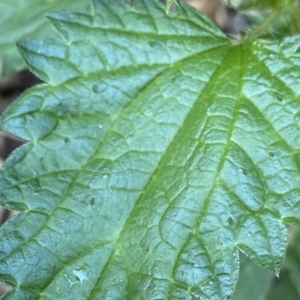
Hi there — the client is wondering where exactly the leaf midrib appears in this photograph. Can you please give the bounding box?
[87,46,236,299]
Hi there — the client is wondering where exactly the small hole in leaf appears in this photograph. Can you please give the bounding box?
[269,152,275,157]
[92,84,98,93]
[242,169,248,175]
[228,217,234,225]
[148,41,155,47]
[277,96,283,102]
[89,198,95,206]
[74,275,80,282]
[64,138,70,143]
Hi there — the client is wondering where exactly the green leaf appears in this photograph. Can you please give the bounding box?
[0,0,86,75]
[166,0,177,12]
[0,0,300,299]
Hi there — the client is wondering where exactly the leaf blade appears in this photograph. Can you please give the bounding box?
[0,1,299,299]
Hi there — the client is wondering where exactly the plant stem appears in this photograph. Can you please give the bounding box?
[245,9,282,40]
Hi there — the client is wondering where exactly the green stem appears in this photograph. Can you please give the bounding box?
[245,9,282,40]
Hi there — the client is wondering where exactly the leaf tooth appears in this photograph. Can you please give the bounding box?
[47,10,94,43]
[236,213,288,275]
[17,40,81,86]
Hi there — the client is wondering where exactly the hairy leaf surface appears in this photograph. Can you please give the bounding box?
[0,0,86,75]
[0,0,300,299]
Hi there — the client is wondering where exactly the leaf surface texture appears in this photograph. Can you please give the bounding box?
[0,1,300,299]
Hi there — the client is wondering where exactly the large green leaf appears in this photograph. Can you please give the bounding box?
[0,0,86,75]
[0,0,300,299]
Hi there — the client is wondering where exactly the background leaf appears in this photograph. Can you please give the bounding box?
[0,0,86,75]
[233,227,300,299]
[277,227,300,297]
[232,253,273,299]
[264,269,299,300]
[0,0,299,299]
[231,0,300,39]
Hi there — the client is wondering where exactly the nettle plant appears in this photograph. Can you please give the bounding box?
[0,0,300,299]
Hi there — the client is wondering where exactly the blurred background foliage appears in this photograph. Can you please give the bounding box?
[0,0,299,298]
[225,0,300,38]
[233,227,300,299]
[0,0,87,76]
